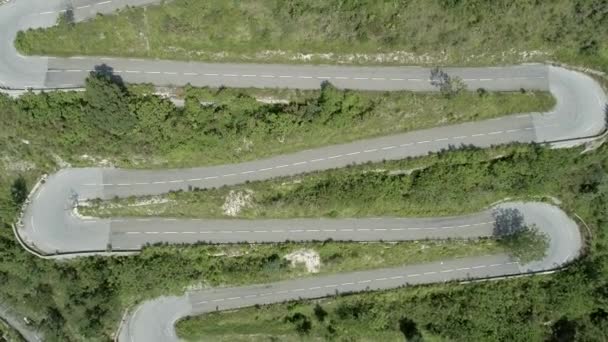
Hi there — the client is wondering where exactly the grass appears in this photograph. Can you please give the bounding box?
[80,146,551,266]
[14,0,608,72]
[153,87,555,168]
[290,240,503,277]
[1,76,556,170]
[175,300,441,341]
[135,240,504,286]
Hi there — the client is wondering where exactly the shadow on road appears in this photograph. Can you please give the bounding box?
[91,64,126,89]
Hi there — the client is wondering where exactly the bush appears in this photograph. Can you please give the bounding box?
[399,317,423,342]
[10,176,27,208]
[313,303,328,322]
[84,70,136,136]
[284,312,312,335]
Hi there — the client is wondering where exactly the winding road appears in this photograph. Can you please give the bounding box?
[1,0,607,341]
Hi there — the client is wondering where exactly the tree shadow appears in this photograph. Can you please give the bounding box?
[64,8,75,24]
[92,64,125,89]
[492,207,525,237]
[439,143,479,154]
[10,176,28,207]
[59,2,75,26]
[429,67,449,88]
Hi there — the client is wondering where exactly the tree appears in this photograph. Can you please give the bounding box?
[84,69,136,136]
[10,176,28,208]
[313,303,328,322]
[284,312,312,335]
[549,317,577,342]
[429,67,466,98]
[318,81,345,123]
[132,94,174,141]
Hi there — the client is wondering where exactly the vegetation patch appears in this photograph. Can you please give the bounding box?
[0,75,604,340]
[2,73,553,169]
[1,139,607,340]
[164,142,607,341]
[15,0,608,71]
[176,266,608,342]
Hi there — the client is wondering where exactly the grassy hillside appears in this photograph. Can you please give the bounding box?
[15,0,608,71]
[0,74,604,340]
[2,137,608,340]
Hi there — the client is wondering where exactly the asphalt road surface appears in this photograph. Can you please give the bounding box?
[1,1,605,341]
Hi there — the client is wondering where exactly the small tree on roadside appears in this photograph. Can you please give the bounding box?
[430,67,466,98]
[84,70,136,136]
[10,176,28,208]
[284,312,312,335]
[313,303,328,322]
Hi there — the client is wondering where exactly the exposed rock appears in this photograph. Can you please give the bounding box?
[284,249,321,273]
[222,190,253,216]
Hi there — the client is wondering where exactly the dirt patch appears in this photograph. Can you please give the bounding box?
[159,48,550,66]
[52,153,71,168]
[222,190,253,216]
[255,97,289,104]
[284,249,321,273]
[1,156,36,172]
[72,206,96,220]
[234,138,253,154]
[582,136,607,153]
[80,154,114,167]
[79,196,170,211]
[128,197,167,207]
[545,196,563,205]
